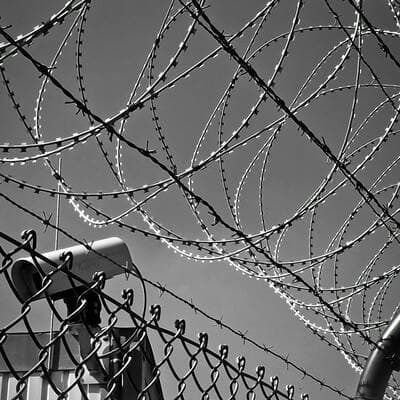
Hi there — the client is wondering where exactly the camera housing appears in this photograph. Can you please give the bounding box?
[11,237,133,302]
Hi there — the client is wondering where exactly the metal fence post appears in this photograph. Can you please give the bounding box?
[355,312,400,400]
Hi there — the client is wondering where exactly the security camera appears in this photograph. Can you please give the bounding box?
[11,237,133,303]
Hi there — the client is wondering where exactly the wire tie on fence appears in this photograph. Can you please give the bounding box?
[237,355,246,373]
[59,251,73,270]
[219,344,228,360]
[256,365,265,381]
[149,304,161,321]
[21,229,37,250]
[198,332,208,349]
[175,319,186,335]
[286,384,295,399]
[92,271,106,290]
[270,375,279,392]
[121,288,134,307]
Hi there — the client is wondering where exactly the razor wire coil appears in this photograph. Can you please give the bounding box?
[0,0,399,397]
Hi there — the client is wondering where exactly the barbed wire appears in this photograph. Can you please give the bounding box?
[0,228,315,400]
[0,0,399,397]
[0,188,352,399]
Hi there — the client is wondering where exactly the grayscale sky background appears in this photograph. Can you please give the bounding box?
[0,1,399,399]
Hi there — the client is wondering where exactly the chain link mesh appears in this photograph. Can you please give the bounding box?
[1,0,400,397]
[0,229,309,400]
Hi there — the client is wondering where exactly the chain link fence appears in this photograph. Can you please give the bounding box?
[1,0,400,398]
[0,229,309,400]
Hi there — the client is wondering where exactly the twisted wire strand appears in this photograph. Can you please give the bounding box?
[0,229,316,400]
[1,0,399,394]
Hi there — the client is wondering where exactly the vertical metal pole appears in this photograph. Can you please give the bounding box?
[355,312,400,399]
[47,158,62,372]
[54,159,62,256]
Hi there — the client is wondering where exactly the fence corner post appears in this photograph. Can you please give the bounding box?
[355,312,400,400]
